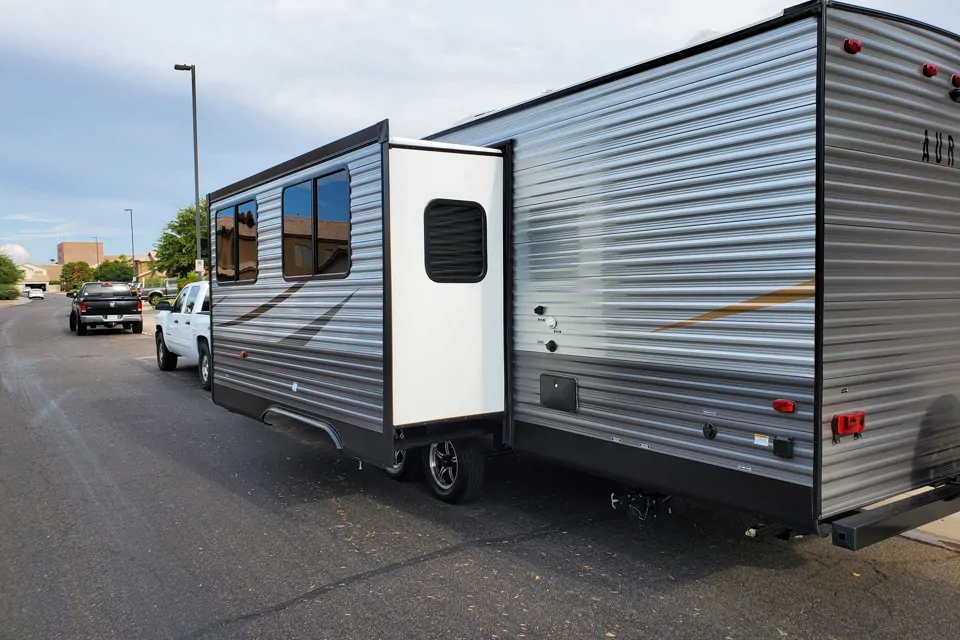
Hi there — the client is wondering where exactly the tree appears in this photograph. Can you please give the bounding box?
[61,261,94,291]
[0,249,19,285]
[94,255,134,282]
[155,200,209,279]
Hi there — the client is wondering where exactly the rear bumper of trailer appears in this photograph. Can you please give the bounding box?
[829,480,960,550]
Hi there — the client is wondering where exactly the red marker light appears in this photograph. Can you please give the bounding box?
[773,399,796,413]
[832,411,865,437]
[843,38,862,54]
[923,63,939,77]
[952,74,960,88]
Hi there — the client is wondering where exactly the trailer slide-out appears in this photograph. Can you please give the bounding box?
[207,1,960,550]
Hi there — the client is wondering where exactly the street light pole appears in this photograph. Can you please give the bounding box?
[174,63,202,266]
[125,208,135,282]
[93,236,100,278]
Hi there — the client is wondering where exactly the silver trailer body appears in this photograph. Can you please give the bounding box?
[208,1,960,547]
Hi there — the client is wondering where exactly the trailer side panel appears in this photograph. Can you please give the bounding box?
[435,18,820,490]
[821,7,960,517]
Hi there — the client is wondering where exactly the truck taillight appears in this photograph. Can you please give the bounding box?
[832,411,865,439]
[80,302,87,312]
[137,300,142,312]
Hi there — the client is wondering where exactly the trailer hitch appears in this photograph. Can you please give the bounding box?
[611,491,672,522]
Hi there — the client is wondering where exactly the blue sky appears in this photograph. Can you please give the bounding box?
[1,0,956,265]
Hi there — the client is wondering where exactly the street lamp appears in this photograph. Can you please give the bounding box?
[93,236,100,277]
[125,208,135,282]
[174,63,202,266]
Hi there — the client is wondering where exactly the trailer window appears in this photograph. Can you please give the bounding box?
[216,200,258,284]
[216,205,236,283]
[424,200,487,283]
[282,170,351,279]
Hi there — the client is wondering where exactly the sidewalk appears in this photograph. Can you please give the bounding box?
[906,511,960,551]
[0,297,29,309]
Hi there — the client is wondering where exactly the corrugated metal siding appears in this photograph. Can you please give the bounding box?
[210,143,384,432]
[435,18,819,486]
[821,8,960,516]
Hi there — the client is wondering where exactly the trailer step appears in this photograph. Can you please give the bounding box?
[830,481,960,551]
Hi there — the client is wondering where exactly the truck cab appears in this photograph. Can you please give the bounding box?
[155,281,213,390]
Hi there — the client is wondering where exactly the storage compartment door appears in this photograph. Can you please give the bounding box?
[388,147,504,426]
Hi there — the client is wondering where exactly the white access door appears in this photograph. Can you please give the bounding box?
[388,143,504,426]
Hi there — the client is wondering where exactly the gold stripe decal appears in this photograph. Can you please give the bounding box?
[652,280,815,333]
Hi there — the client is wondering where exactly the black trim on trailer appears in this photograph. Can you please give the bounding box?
[209,121,389,203]
[395,425,499,450]
[513,421,818,533]
[493,140,516,447]
[280,166,353,282]
[388,142,502,157]
[213,199,259,286]
[395,412,503,430]
[214,383,390,465]
[426,1,823,141]
[829,480,960,550]
[206,191,216,405]
[828,1,960,45]
[380,136,395,446]
[813,0,827,528]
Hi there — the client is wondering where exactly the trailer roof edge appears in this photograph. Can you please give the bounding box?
[209,120,389,203]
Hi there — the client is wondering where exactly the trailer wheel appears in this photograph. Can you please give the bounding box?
[422,438,485,503]
[385,429,422,481]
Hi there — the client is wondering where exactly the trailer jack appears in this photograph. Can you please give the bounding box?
[611,491,672,522]
[744,523,793,541]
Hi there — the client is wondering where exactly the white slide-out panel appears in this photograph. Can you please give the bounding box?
[389,146,504,426]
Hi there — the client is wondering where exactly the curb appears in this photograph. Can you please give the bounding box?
[903,528,960,552]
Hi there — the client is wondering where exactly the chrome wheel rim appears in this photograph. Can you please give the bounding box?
[388,429,405,471]
[157,338,164,365]
[200,351,209,383]
[429,441,458,491]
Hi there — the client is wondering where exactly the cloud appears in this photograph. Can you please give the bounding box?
[0,243,30,264]
[0,214,60,223]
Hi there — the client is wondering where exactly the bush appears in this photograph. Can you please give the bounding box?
[177,271,200,291]
[0,284,20,300]
[145,276,164,288]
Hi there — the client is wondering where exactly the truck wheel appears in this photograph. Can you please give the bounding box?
[385,429,422,481]
[149,293,162,306]
[69,314,76,332]
[77,322,87,336]
[422,438,485,503]
[132,321,143,335]
[156,332,178,371]
[198,341,212,391]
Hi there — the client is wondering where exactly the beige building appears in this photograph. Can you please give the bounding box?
[17,263,63,292]
[57,241,105,266]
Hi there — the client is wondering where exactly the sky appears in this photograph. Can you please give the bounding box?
[1,0,957,266]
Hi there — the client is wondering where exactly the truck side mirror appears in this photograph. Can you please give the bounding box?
[66,292,76,298]
[155,301,171,311]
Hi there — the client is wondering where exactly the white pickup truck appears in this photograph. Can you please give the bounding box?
[155,281,213,390]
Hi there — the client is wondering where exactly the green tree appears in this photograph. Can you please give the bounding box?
[93,255,134,282]
[61,261,94,291]
[0,250,19,285]
[155,200,209,279]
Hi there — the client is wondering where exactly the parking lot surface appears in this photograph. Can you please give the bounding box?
[2,297,959,640]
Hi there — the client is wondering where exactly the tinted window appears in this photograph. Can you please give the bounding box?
[216,206,236,283]
[237,200,258,282]
[184,286,200,313]
[424,200,487,283]
[200,295,210,313]
[81,284,138,297]
[171,288,187,313]
[315,171,350,276]
[283,181,313,277]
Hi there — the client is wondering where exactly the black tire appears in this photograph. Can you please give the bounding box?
[77,322,87,336]
[132,321,143,335]
[69,314,76,332]
[421,438,485,503]
[156,332,178,371]
[198,340,212,391]
[149,293,162,306]
[384,429,422,481]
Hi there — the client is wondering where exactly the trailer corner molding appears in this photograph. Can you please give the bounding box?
[652,280,815,333]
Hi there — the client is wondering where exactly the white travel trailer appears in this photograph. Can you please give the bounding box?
[206,1,960,549]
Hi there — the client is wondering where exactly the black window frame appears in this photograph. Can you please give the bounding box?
[423,198,488,284]
[281,167,352,281]
[215,199,259,285]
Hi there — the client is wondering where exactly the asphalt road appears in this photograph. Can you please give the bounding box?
[2,296,959,640]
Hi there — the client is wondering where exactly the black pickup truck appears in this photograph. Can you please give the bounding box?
[67,282,143,336]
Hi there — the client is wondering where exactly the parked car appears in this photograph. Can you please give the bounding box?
[27,289,44,301]
[155,281,212,390]
[141,278,181,305]
[67,282,143,335]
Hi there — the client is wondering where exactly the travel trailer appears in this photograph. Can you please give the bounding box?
[206,1,960,549]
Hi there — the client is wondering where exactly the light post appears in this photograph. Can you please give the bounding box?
[174,63,202,265]
[125,208,135,282]
[93,236,100,279]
